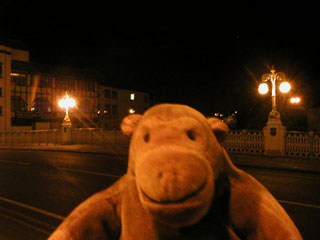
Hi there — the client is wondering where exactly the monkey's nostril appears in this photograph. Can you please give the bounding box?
[144,133,150,142]
[187,130,196,141]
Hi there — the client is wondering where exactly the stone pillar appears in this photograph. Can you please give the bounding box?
[263,109,286,156]
[61,120,72,144]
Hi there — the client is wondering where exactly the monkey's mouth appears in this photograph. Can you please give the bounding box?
[140,179,208,205]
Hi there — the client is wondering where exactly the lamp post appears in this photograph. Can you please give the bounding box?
[58,92,76,125]
[258,66,291,125]
[58,92,76,144]
[259,66,291,156]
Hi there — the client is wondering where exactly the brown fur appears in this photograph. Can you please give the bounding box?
[49,104,302,240]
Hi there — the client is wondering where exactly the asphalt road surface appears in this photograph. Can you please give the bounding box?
[0,150,318,239]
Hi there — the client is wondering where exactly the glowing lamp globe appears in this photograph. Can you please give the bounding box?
[279,82,291,93]
[290,97,301,104]
[258,83,269,94]
[58,94,76,109]
[58,93,76,123]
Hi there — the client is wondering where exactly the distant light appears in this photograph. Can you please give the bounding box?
[97,110,101,114]
[279,82,291,93]
[31,107,35,111]
[10,73,20,76]
[258,83,269,94]
[103,110,108,114]
[290,97,301,104]
[129,108,135,114]
[214,113,219,117]
[219,113,224,117]
[130,93,135,101]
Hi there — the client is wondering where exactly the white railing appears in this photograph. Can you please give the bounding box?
[285,131,320,158]
[225,129,320,158]
[71,128,129,146]
[0,130,61,145]
[312,133,320,158]
[225,130,264,154]
[1,128,319,158]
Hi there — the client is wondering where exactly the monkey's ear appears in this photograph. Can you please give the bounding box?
[121,114,143,136]
[207,117,229,144]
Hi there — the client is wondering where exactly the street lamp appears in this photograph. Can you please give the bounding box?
[258,66,292,126]
[290,97,301,104]
[259,66,292,156]
[259,66,291,111]
[58,92,76,123]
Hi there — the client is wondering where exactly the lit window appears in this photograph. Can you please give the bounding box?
[130,93,135,101]
[129,108,135,114]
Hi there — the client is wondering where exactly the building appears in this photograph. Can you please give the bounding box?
[0,39,150,131]
[97,86,150,129]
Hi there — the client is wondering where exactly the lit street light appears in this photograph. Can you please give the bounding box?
[59,92,76,144]
[290,97,301,104]
[260,66,291,156]
[259,66,291,111]
[58,92,76,123]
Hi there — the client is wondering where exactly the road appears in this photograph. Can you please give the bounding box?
[242,166,320,240]
[0,150,318,239]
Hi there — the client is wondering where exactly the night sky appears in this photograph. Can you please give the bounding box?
[1,1,319,124]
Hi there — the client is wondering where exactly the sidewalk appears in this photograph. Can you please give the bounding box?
[0,144,319,174]
[0,144,127,156]
[230,153,320,174]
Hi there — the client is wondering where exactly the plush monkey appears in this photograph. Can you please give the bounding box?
[49,104,302,240]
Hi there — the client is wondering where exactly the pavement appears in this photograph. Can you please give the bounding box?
[0,144,319,174]
[229,153,320,174]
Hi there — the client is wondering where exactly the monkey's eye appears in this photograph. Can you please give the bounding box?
[187,130,196,141]
[144,133,150,143]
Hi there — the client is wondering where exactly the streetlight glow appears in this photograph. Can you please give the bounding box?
[260,66,289,111]
[290,97,301,104]
[58,92,76,122]
[58,95,76,109]
[279,82,291,93]
[258,83,269,94]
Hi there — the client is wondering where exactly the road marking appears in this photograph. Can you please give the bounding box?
[0,159,30,166]
[0,211,52,236]
[59,167,121,178]
[278,199,320,209]
[0,196,65,221]
[0,205,57,230]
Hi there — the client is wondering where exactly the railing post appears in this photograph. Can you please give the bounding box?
[61,121,72,144]
[309,131,314,157]
[241,129,247,153]
[263,124,286,156]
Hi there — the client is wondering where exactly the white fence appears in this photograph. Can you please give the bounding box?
[0,128,319,158]
[71,128,129,147]
[224,130,264,154]
[285,132,320,158]
[0,130,62,145]
[224,129,320,158]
